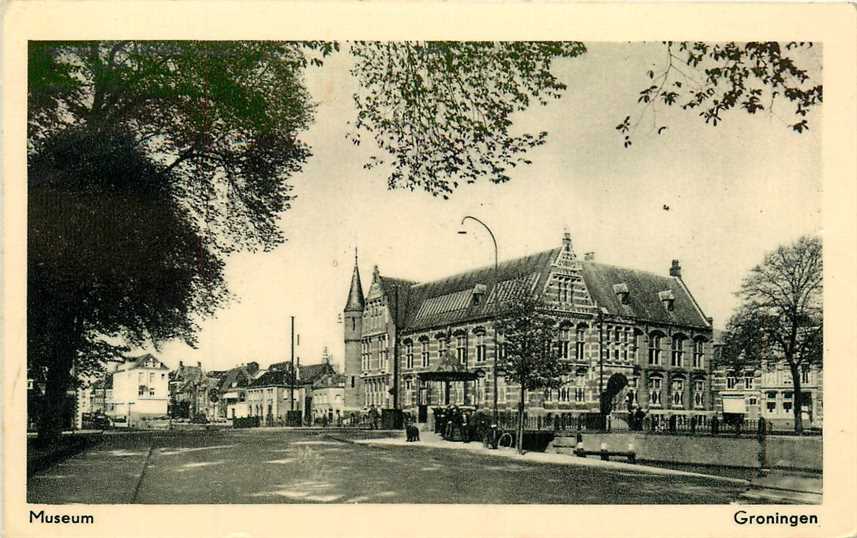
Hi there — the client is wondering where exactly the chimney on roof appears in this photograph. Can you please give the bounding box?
[584,252,595,261]
[197,361,201,368]
[562,230,572,253]
[179,360,183,368]
[670,259,682,278]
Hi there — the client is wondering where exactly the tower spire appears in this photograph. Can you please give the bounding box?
[344,248,365,312]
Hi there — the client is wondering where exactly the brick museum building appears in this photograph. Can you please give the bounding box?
[342,233,716,426]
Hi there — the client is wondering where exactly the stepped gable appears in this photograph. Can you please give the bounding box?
[377,275,417,326]
[401,247,560,332]
[580,261,710,328]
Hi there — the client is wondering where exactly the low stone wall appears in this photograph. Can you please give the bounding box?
[765,436,822,471]
[549,432,822,472]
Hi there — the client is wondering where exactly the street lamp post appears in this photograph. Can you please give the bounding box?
[458,216,499,436]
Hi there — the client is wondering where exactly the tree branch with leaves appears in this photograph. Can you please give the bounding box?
[494,293,567,453]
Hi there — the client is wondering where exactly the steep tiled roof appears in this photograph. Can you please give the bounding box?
[580,261,710,329]
[401,248,560,331]
[299,363,335,383]
[392,246,710,333]
[217,365,255,391]
[171,365,204,385]
[124,353,170,370]
[263,361,336,385]
[250,368,296,388]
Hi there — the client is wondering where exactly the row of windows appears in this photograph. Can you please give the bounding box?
[361,335,390,371]
[135,371,166,397]
[402,375,706,410]
[396,330,706,370]
[646,378,705,409]
[364,378,388,407]
[648,335,705,368]
[727,365,813,390]
[763,391,815,415]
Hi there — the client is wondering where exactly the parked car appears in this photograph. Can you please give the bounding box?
[190,414,209,424]
[82,412,112,430]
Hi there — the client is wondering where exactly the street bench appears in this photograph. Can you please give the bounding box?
[573,441,636,464]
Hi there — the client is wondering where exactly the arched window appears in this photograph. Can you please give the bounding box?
[649,333,663,365]
[575,325,586,360]
[404,340,414,369]
[438,337,448,360]
[382,334,390,371]
[559,325,571,359]
[648,376,663,406]
[475,331,487,363]
[671,335,685,367]
[623,328,631,361]
[456,334,467,366]
[613,327,621,362]
[693,379,705,408]
[574,370,586,402]
[693,339,705,368]
[420,339,430,368]
[671,378,684,407]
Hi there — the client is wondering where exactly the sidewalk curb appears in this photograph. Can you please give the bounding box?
[129,445,154,503]
[357,437,752,486]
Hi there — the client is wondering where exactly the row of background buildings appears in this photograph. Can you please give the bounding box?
[72,347,346,428]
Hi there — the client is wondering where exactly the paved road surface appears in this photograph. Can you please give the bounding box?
[28,429,749,504]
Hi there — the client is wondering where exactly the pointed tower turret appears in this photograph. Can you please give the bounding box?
[343,248,365,411]
[344,249,366,313]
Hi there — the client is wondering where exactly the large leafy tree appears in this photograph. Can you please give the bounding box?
[494,293,566,453]
[27,41,323,443]
[717,236,823,433]
[349,41,587,198]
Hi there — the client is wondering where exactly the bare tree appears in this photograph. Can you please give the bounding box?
[720,235,822,433]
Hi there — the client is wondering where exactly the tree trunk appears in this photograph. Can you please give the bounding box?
[517,385,525,454]
[36,338,77,448]
[789,362,803,434]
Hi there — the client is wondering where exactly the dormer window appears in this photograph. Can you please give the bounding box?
[613,283,629,304]
[658,290,675,311]
[472,284,487,306]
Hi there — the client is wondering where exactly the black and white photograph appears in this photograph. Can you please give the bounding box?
[4,3,856,538]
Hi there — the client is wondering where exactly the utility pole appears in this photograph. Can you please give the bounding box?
[598,308,605,430]
[290,316,295,411]
[458,216,499,446]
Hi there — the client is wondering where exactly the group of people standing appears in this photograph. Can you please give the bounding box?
[434,405,477,443]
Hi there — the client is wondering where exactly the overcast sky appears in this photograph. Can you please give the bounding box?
[143,42,822,373]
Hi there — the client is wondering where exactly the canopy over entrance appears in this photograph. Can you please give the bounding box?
[417,354,480,382]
